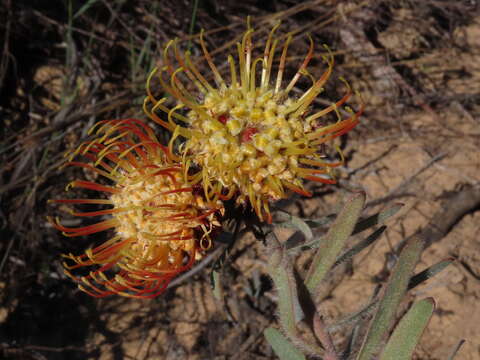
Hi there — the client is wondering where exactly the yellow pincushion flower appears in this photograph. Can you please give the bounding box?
[49,119,221,298]
[144,22,363,222]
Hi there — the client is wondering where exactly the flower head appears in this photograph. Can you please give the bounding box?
[144,21,363,222]
[49,119,221,298]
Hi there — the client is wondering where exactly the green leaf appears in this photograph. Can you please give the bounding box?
[329,257,451,333]
[408,258,454,290]
[291,204,401,253]
[266,237,323,356]
[301,203,402,234]
[379,298,435,360]
[328,299,378,333]
[304,214,337,228]
[333,226,386,269]
[285,231,311,251]
[352,203,403,235]
[275,212,313,241]
[356,235,424,360]
[305,192,366,295]
[264,327,306,360]
[267,245,304,332]
[286,233,325,252]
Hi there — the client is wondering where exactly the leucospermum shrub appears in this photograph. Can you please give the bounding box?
[144,21,363,222]
[51,21,362,299]
[49,119,222,298]
[48,19,457,360]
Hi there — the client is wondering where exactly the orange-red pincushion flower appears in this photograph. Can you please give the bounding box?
[49,119,221,298]
[144,22,363,223]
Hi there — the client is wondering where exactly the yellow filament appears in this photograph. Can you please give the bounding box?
[163,39,176,75]
[170,67,201,107]
[255,195,263,222]
[87,119,112,136]
[145,67,160,104]
[290,46,334,116]
[168,104,184,129]
[261,22,281,88]
[117,143,151,163]
[94,121,124,142]
[170,68,216,124]
[306,95,351,123]
[200,29,225,86]
[243,28,254,86]
[181,145,191,182]
[306,117,355,143]
[228,55,238,87]
[250,58,264,93]
[66,162,118,181]
[96,142,131,166]
[284,34,314,95]
[168,125,183,162]
[237,42,247,96]
[275,34,293,94]
[202,167,213,203]
[293,166,328,175]
[185,50,215,92]
[263,200,272,222]
[283,144,316,156]
[143,98,173,131]
[173,40,206,94]
[144,100,169,127]
[150,97,189,124]
[264,38,279,90]
[266,175,284,197]
[103,130,131,146]
[247,183,256,213]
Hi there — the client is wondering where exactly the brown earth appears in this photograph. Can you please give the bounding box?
[0,1,479,359]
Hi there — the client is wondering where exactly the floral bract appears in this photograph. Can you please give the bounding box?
[144,22,363,222]
[49,119,221,298]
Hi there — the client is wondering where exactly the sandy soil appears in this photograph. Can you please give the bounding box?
[0,1,479,359]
